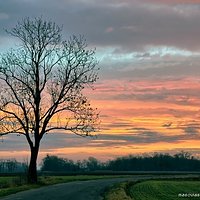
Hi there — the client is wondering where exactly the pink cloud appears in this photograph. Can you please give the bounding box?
[105,27,114,33]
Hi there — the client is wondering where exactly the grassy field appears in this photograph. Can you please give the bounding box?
[104,180,200,200]
[0,174,125,198]
[129,180,200,200]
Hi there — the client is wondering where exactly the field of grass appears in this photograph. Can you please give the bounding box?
[104,180,200,200]
[129,180,200,200]
[0,174,124,198]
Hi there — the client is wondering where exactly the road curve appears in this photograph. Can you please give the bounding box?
[0,175,197,200]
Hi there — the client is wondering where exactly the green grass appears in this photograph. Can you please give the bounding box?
[129,180,200,200]
[0,175,37,197]
[38,175,124,185]
[0,175,126,198]
[104,180,200,200]
[0,176,16,188]
[104,182,132,200]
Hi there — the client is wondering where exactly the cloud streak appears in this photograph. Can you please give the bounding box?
[1,0,200,52]
[144,0,200,4]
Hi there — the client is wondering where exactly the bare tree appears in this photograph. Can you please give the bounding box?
[0,17,99,183]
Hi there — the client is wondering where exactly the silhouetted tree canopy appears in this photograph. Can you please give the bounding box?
[0,17,99,183]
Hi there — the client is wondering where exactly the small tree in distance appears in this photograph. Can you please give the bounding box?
[0,17,99,183]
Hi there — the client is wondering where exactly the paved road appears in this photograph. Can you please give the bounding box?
[0,175,198,200]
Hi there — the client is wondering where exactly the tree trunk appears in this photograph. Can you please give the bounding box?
[28,146,39,183]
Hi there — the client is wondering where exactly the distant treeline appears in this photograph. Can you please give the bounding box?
[0,159,27,173]
[1,152,199,173]
[41,152,200,172]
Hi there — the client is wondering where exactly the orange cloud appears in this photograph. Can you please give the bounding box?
[2,77,200,161]
[85,77,200,141]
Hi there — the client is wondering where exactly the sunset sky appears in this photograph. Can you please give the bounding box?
[1,0,200,162]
